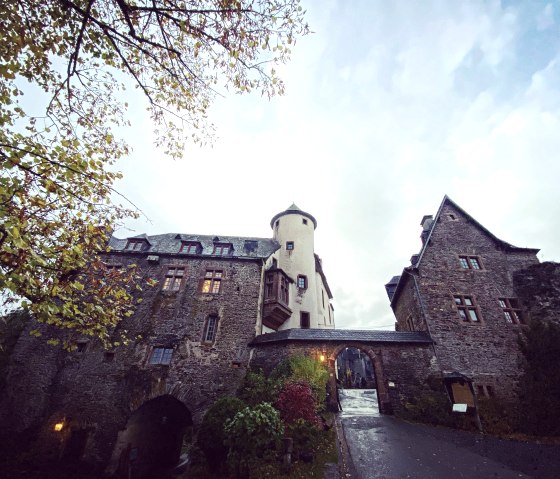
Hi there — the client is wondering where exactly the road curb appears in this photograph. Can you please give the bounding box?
[334,414,355,479]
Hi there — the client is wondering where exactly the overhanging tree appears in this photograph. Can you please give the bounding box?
[0,0,308,345]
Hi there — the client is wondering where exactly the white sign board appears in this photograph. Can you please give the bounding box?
[453,403,468,413]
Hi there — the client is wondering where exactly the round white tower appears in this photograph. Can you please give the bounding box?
[267,204,334,330]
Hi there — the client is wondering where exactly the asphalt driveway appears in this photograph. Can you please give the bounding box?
[338,389,560,479]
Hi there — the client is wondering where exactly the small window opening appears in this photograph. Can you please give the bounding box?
[300,312,310,329]
[203,315,219,343]
[149,347,173,365]
[302,218,308,225]
[286,241,294,250]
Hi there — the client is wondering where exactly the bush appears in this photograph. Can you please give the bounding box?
[399,376,475,430]
[285,419,321,459]
[518,319,560,436]
[478,397,517,436]
[275,381,320,426]
[271,355,328,410]
[237,369,281,406]
[224,403,284,478]
[197,396,246,473]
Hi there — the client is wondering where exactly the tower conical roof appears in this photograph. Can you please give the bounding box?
[270,204,317,229]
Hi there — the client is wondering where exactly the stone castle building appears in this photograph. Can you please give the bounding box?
[0,198,558,477]
[0,204,335,476]
[385,196,544,404]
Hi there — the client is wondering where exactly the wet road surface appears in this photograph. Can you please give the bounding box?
[338,389,560,479]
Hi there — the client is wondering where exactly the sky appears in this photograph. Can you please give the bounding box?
[114,0,560,330]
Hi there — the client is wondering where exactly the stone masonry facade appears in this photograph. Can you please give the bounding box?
[0,237,273,471]
[388,196,541,402]
[1,200,559,476]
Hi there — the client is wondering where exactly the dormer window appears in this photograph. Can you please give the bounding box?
[180,242,201,254]
[213,243,232,256]
[126,240,146,251]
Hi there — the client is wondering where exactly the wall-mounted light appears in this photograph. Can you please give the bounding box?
[320,354,325,362]
[54,422,64,432]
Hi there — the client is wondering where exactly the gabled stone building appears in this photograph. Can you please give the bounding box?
[1,197,558,477]
[0,204,335,477]
[386,195,540,402]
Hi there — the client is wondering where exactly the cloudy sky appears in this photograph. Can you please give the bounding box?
[115,0,560,330]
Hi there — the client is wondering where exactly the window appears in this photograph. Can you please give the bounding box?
[180,242,201,254]
[264,270,289,305]
[498,298,523,324]
[476,384,495,398]
[321,289,325,308]
[302,218,308,225]
[213,243,232,256]
[297,275,307,289]
[126,240,145,251]
[203,315,219,342]
[286,241,294,250]
[76,341,88,352]
[201,270,223,294]
[300,312,310,329]
[459,255,482,270]
[104,351,115,362]
[453,295,480,322]
[406,316,414,331]
[149,347,173,365]
[162,267,185,291]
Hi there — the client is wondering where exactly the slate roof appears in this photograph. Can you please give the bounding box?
[415,195,540,268]
[250,328,433,345]
[108,233,280,260]
[389,195,540,307]
[270,203,318,229]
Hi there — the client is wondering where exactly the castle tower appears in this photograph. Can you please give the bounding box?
[263,204,334,331]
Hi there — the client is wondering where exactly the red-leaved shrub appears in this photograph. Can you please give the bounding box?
[275,381,320,426]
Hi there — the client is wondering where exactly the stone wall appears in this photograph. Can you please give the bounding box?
[0,252,266,470]
[397,202,539,399]
[392,274,427,332]
[513,262,560,326]
[250,339,440,416]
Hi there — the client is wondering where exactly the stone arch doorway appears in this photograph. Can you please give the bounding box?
[336,346,376,389]
[326,344,392,414]
[112,395,192,479]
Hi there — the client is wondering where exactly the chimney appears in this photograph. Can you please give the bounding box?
[420,215,433,245]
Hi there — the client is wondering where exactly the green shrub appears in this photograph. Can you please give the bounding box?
[224,402,284,478]
[518,319,560,436]
[478,397,517,436]
[271,355,328,410]
[197,396,246,473]
[237,369,281,406]
[285,418,321,458]
[399,375,475,430]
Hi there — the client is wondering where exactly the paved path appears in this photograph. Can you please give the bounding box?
[337,389,560,479]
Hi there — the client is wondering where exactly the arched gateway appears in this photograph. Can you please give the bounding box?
[250,329,437,415]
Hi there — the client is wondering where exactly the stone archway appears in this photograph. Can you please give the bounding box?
[111,395,192,479]
[325,344,392,414]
